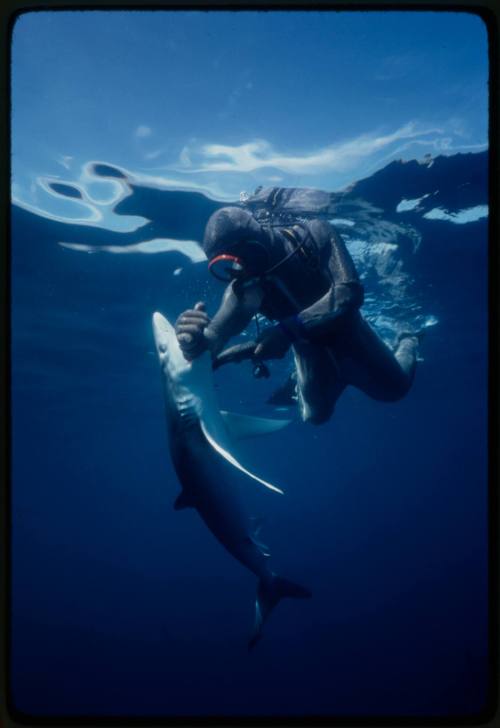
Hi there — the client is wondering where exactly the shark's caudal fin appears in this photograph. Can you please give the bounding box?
[220,411,291,439]
[249,575,312,650]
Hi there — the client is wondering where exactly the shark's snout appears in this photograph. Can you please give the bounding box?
[153,312,176,350]
[153,311,190,377]
[153,311,173,341]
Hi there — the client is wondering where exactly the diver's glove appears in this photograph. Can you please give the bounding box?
[175,302,210,361]
[254,325,291,360]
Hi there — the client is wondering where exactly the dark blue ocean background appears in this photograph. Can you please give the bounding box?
[10,151,489,718]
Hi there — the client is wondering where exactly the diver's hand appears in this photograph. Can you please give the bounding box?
[175,302,211,360]
[254,325,291,360]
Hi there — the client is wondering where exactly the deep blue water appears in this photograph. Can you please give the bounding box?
[10,152,490,718]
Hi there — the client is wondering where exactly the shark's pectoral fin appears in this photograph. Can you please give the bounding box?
[173,491,195,510]
[220,411,291,440]
[200,420,284,495]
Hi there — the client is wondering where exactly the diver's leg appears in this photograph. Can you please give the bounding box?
[393,334,419,381]
[292,341,345,424]
[340,317,418,402]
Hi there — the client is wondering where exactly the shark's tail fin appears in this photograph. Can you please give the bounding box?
[249,574,312,650]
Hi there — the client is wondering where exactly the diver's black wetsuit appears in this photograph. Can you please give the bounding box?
[177,206,418,425]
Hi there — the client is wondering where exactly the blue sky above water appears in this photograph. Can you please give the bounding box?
[12,10,488,222]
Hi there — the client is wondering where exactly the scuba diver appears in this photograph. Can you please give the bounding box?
[175,203,420,424]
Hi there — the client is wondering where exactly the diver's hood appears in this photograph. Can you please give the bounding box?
[203,206,271,261]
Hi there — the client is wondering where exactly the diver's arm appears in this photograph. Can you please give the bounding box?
[281,222,364,341]
[203,280,264,358]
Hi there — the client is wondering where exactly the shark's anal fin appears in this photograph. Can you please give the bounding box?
[220,411,291,440]
[200,420,284,495]
[174,491,194,510]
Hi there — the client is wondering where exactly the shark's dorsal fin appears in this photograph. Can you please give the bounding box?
[174,491,194,510]
[220,411,291,440]
[200,420,284,495]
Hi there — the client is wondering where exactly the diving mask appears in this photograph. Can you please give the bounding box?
[208,254,246,282]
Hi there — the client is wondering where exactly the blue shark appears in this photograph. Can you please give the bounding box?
[152,311,311,648]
